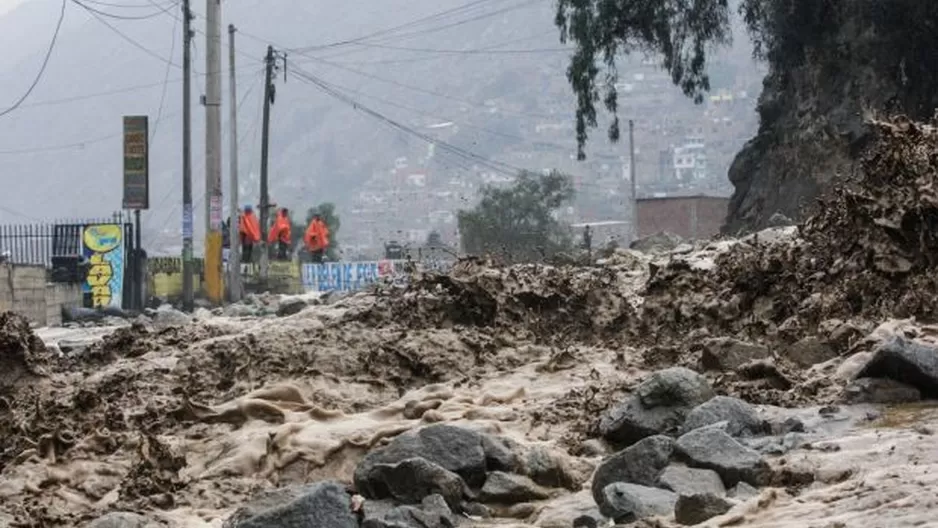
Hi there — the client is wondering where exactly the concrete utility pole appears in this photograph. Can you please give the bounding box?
[203,0,224,304]
[181,0,194,312]
[259,45,275,284]
[629,119,637,244]
[227,24,242,302]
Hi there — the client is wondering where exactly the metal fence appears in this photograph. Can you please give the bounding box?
[0,213,131,267]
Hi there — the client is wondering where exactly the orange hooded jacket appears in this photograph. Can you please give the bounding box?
[239,211,261,244]
[268,210,292,244]
[304,218,330,252]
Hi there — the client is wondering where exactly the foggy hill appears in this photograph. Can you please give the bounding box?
[0,0,761,254]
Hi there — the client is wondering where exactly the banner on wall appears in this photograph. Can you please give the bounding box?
[301,260,401,292]
[301,259,453,293]
[82,224,125,308]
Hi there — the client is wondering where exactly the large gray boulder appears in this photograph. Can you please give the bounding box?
[591,435,674,507]
[355,425,490,500]
[675,427,770,487]
[700,338,771,372]
[599,483,677,523]
[674,493,733,525]
[843,377,921,404]
[599,368,715,446]
[478,471,550,504]
[87,513,161,528]
[682,396,769,437]
[656,465,726,497]
[361,494,456,528]
[223,481,358,528]
[362,458,466,507]
[855,337,938,398]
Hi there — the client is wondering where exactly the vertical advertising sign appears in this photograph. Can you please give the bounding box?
[122,116,149,210]
[82,224,125,308]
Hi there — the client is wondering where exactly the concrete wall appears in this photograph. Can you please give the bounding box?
[0,263,82,326]
[637,196,729,240]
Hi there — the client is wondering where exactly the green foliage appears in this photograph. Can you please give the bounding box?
[457,170,575,262]
[291,202,342,262]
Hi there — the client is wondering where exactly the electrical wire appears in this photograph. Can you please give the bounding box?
[70,0,166,20]
[77,0,182,68]
[328,41,567,55]
[82,0,175,8]
[0,0,67,118]
[287,0,507,53]
[290,65,523,177]
[150,0,179,142]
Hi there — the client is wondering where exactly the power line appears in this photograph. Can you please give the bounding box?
[82,0,175,8]
[330,41,567,55]
[0,0,67,118]
[150,0,179,142]
[70,0,166,20]
[291,52,557,119]
[288,0,507,53]
[290,65,523,177]
[77,0,182,69]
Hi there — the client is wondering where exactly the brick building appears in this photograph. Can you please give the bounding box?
[636,194,729,240]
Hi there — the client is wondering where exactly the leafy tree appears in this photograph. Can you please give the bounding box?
[291,202,342,262]
[554,0,938,158]
[457,170,575,262]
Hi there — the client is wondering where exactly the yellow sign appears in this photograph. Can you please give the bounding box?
[83,224,122,253]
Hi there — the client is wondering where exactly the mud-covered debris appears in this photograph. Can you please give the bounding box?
[119,434,187,507]
[0,311,50,391]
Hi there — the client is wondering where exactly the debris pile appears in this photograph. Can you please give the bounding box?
[641,117,938,344]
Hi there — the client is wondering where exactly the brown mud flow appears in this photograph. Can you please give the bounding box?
[2,116,938,527]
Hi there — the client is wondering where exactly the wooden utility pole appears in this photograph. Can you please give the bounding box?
[259,45,275,283]
[181,0,194,311]
[204,0,224,304]
[227,24,241,302]
[629,119,637,243]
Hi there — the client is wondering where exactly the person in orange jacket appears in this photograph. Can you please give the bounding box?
[268,208,292,260]
[304,214,330,263]
[239,204,261,263]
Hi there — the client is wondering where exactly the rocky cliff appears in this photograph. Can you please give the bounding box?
[724,1,938,234]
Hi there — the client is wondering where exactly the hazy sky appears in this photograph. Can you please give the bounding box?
[0,0,26,15]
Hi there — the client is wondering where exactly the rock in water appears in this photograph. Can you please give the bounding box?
[366,458,466,507]
[355,424,490,500]
[479,471,550,504]
[728,482,760,500]
[223,481,358,528]
[844,377,921,404]
[591,435,674,507]
[700,338,771,372]
[276,298,308,317]
[855,337,938,398]
[87,513,161,528]
[656,465,726,497]
[599,483,677,523]
[674,493,733,525]
[361,494,456,528]
[675,427,770,486]
[599,368,714,446]
[682,396,769,437]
